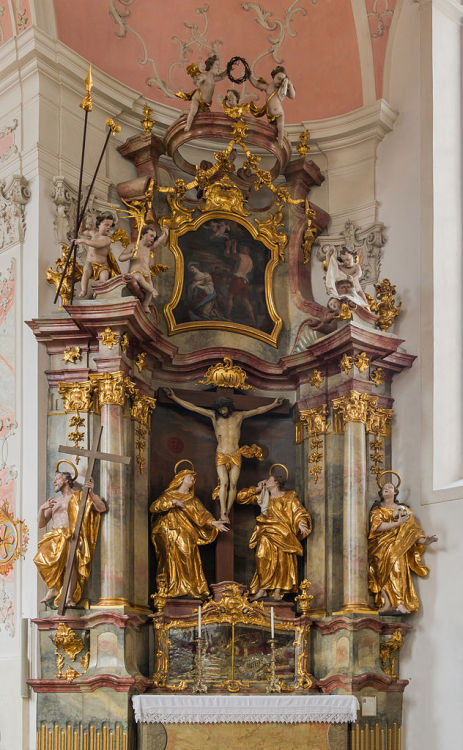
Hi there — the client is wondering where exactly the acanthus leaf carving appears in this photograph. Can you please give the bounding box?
[0,175,31,250]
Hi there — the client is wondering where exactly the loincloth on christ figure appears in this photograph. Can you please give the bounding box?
[212,444,263,500]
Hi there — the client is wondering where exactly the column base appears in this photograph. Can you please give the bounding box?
[332,604,379,615]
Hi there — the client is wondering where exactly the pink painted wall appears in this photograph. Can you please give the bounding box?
[0,0,30,46]
[53,0,369,121]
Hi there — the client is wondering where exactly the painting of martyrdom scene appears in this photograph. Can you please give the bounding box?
[173,218,274,333]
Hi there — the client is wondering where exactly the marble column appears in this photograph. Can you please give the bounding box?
[332,391,376,613]
[90,371,133,606]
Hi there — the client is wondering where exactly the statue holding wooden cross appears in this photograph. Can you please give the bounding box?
[34,426,130,614]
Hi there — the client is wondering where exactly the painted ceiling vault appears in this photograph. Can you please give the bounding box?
[45,0,398,122]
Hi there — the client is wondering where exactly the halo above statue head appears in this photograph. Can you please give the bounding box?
[55,459,78,481]
[174,459,195,475]
[269,463,289,482]
[377,470,402,489]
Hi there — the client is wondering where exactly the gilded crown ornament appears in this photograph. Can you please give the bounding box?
[198,357,253,390]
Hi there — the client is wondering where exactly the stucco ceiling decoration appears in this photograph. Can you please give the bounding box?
[52,0,397,122]
[0,0,30,47]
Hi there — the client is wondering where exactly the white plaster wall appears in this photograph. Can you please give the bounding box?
[377,1,463,747]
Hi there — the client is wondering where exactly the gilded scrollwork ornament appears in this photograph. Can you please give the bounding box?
[46,246,83,308]
[58,380,94,463]
[99,327,120,350]
[90,371,135,408]
[368,278,402,332]
[297,129,310,158]
[198,357,252,391]
[309,369,324,388]
[355,352,370,374]
[52,623,90,683]
[62,346,82,364]
[332,391,377,425]
[300,406,329,485]
[340,353,354,374]
[379,628,403,679]
[371,367,385,386]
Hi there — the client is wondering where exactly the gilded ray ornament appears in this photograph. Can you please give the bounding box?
[0,502,28,577]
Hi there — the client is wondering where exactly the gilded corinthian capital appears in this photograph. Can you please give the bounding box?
[89,371,135,407]
[332,391,377,424]
[299,405,329,436]
[131,392,157,428]
[58,381,94,413]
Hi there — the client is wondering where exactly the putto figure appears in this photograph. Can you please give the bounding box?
[118,224,168,312]
[368,472,438,614]
[150,461,229,599]
[249,65,295,145]
[34,463,106,607]
[165,389,282,522]
[237,465,311,600]
[325,245,370,309]
[75,212,121,298]
[176,55,228,132]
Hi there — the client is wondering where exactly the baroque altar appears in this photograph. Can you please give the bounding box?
[26,54,433,750]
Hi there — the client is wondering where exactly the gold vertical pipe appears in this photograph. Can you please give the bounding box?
[90,726,95,750]
[398,727,401,750]
[376,724,379,750]
[115,727,120,750]
[74,730,78,750]
[103,726,108,750]
[96,732,101,750]
[41,725,46,750]
[48,730,53,750]
[109,731,114,750]
[388,728,392,750]
[381,728,385,750]
[37,729,40,750]
[61,729,65,750]
[357,723,360,750]
[122,732,127,750]
[231,622,235,681]
[371,728,374,750]
[361,727,365,750]
[84,732,88,750]
[393,723,397,750]
[365,722,369,750]
[55,725,59,749]
[67,726,72,750]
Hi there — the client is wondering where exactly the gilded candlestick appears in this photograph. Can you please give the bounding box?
[266,637,281,693]
[192,636,207,693]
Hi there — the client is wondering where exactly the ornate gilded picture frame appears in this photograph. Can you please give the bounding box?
[164,211,283,347]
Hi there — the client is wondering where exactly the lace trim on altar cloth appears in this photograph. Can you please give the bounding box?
[132,695,360,724]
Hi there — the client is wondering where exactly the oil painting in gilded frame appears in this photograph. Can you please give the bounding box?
[164,212,283,346]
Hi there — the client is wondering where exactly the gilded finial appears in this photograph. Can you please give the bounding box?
[105,118,121,136]
[80,64,93,112]
[141,102,155,134]
[297,129,310,158]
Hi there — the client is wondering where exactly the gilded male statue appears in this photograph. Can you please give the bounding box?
[34,465,106,607]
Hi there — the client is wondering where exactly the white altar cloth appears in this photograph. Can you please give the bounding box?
[132,694,359,724]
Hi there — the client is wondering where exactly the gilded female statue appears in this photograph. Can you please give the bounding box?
[237,464,311,601]
[150,461,229,599]
[368,472,438,614]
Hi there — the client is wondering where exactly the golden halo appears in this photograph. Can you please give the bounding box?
[377,470,402,489]
[174,459,195,475]
[55,459,78,481]
[269,463,289,482]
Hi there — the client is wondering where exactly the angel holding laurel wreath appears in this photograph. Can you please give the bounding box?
[368,471,438,614]
[34,461,106,607]
[150,461,229,599]
[237,464,311,601]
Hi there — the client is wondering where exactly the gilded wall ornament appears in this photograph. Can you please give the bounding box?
[340,353,354,374]
[379,628,403,679]
[371,367,385,386]
[355,352,370,374]
[302,202,317,264]
[57,381,94,414]
[0,502,28,577]
[369,436,384,477]
[62,346,82,364]
[131,391,156,473]
[198,357,253,391]
[202,175,249,216]
[110,227,131,248]
[135,352,147,373]
[120,333,129,354]
[369,278,402,332]
[53,623,90,683]
[366,405,393,438]
[309,369,324,388]
[99,327,120,349]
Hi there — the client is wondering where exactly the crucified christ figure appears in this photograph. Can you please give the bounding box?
[164,389,282,522]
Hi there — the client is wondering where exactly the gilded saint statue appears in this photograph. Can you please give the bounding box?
[150,461,229,599]
[237,465,311,600]
[165,389,282,522]
[34,463,106,607]
[368,472,438,614]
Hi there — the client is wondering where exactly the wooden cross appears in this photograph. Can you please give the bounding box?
[57,425,131,616]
